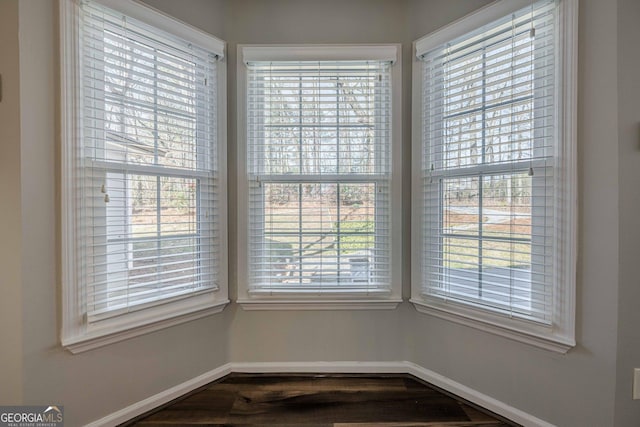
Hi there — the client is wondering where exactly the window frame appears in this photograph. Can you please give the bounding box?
[60,0,229,353]
[410,0,577,353]
[236,44,403,310]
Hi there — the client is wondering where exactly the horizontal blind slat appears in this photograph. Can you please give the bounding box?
[247,59,392,293]
[420,0,557,325]
[79,0,221,320]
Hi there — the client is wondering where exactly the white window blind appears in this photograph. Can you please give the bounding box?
[419,0,559,323]
[246,60,392,294]
[79,1,221,321]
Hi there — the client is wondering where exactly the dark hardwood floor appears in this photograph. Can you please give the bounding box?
[124,374,518,426]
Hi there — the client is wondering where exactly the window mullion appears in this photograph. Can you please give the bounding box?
[298,72,303,174]
[477,42,488,299]
[155,175,161,293]
[336,183,342,282]
[478,177,484,298]
[298,183,303,284]
[336,71,341,283]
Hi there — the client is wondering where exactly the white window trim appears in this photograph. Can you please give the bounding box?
[60,0,229,354]
[95,0,225,55]
[410,0,577,353]
[241,45,397,63]
[415,0,535,57]
[236,44,403,310]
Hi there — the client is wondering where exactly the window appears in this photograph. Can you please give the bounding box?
[411,0,576,351]
[237,45,402,309]
[61,0,228,352]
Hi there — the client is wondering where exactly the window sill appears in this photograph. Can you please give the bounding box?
[62,298,230,354]
[409,298,575,354]
[238,298,402,311]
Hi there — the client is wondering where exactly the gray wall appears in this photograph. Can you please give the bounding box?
[9,2,232,426]
[222,0,488,365]
[408,0,622,425]
[616,0,640,424]
[2,0,639,426]
[225,0,413,364]
[141,0,229,39]
[0,0,23,406]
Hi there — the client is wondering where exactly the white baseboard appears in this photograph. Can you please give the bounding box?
[229,361,408,374]
[85,364,232,427]
[86,361,554,427]
[403,362,555,427]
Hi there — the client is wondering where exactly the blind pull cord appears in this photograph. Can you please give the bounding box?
[529,0,536,177]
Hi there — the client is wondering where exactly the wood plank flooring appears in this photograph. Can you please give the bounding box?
[124,374,517,426]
